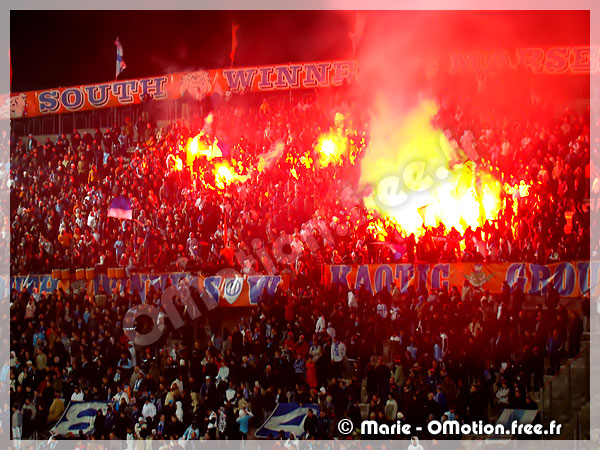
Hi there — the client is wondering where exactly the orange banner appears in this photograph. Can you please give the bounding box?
[9,59,358,119]
[324,262,595,298]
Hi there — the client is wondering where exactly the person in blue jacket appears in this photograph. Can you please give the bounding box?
[236,407,253,440]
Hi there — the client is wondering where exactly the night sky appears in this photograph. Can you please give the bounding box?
[10,10,589,93]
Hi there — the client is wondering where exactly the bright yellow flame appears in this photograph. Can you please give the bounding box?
[316,132,347,167]
[361,99,505,239]
[185,132,223,169]
[299,151,313,169]
[215,164,234,188]
[213,162,249,191]
[367,220,388,242]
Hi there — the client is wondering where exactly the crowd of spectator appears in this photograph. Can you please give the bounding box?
[9,85,591,441]
[9,260,587,440]
[9,86,591,276]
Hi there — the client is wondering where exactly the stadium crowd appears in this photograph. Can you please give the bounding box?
[9,263,587,440]
[9,88,591,275]
[9,87,591,441]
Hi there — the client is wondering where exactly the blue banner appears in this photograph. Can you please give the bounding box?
[51,401,109,437]
[10,271,288,307]
[255,403,319,439]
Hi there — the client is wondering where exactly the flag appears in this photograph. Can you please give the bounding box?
[51,401,109,437]
[495,409,539,434]
[348,12,367,55]
[114,37,126,79]
[255,403,319,438]
[108,196,132,220]
[230,23,240,67]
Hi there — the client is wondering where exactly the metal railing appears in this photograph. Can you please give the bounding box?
[539,342,590,439]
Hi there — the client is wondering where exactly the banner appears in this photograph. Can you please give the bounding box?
[9,59,358,119]
[449,45,597,75]
[496,409,539,430]
[10,271,290,307]
[51,401,108,437]
[255,403,319,439]
[324,262,596,298]
[9,44,594,120]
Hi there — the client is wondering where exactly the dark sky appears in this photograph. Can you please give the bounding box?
[10,10,589,92]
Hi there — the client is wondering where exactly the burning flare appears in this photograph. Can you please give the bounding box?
[316,115,348,167]
[361,99,505,238]
[213,162,249,190]
[184,131,223,169]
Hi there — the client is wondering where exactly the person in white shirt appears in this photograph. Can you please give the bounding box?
[284,433,299,449]
[142,398,157,420]
[496,380,511,407]
[112,386,129,406]
[175,401,184,423]
[206,410,217,437]
[440,332,449,360]
[348,290,358,310]
[377,302,388,319]
[217,364,230,382]
[70,387,84,402]
[134,417,147,438]
[290,234,304,255]
[126,430,135,450]
[24,299,36,320]
[172,377,183,393]
[331,337,346,378]
[326,323,336,339]
[408,436,424,450]
[315,315,326,334]
[225,382,236,402]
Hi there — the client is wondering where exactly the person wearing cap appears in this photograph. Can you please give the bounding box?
[70,386,84,402]
[236,407,253,439]
[134,416,147,439]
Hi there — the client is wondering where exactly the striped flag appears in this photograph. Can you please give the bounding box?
[108,195,132,220]
[255,403,319,438]
[114,37,126,79]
